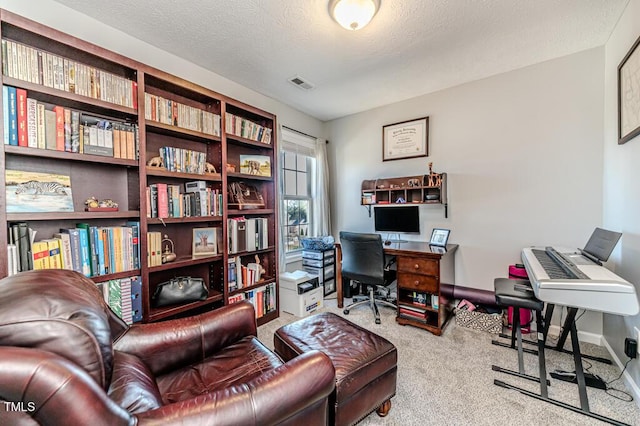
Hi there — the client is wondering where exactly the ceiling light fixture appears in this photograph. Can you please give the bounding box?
[328,0,380,31]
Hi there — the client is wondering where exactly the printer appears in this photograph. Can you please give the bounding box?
[279,270,323,317]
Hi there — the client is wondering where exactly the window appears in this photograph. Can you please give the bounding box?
[282,150,314,253]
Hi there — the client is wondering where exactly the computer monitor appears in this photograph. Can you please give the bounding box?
[374,205,420,234]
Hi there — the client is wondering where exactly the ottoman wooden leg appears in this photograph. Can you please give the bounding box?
[376,399,392,417]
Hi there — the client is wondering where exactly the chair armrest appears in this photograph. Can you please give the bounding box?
[114,301,257,375]
[135,350,336,426]
[0,347,132,426]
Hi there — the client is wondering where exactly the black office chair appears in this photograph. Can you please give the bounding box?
[340,231,396,324]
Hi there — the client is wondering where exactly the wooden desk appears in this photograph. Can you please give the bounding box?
[336,242,458,335]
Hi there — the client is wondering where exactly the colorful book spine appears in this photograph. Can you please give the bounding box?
[16,88,27,146]
[75,226,91,277]
[6,86,18,145]
[26,97,37,147]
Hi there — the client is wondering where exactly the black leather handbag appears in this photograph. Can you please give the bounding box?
[151,276,208,307]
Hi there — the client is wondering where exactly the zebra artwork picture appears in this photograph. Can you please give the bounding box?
[5,170,74,213]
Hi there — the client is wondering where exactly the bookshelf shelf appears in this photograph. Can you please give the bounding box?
[227,172,273,182]
[6,211,141,221]
[146,121,222,143]
[226,134,274,150]
[145,167,222,181]
[146,216,223,225]
[148,254,224,273]
[91,269,142,283]
[4,146,138,166]
[147,290,224,322]
[1,9,279,326]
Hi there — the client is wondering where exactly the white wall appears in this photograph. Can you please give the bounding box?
[603,0,640,401]
[327,48,606,334]
[0,0,326,141]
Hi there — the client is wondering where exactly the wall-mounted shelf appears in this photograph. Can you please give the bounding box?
[361,173,448,218]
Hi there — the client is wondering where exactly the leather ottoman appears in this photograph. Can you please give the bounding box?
[274,312,397,426]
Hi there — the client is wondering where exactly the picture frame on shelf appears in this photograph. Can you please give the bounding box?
[239,155,271,177]
[192,227,217,258]
[5,170,73,213]
[429,228,450,247]
[382,116,429,161]
[618,34,640,145]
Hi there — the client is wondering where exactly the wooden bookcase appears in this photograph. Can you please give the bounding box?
[0,10,279,326]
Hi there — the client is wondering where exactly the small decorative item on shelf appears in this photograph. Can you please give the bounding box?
[204,162,217,174]
[161,234,176,263]
[84,197,119,212]
[226,163,236,173]
[147,156,164,168]
[427,162,443,187]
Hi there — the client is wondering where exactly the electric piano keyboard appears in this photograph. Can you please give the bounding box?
[521,247,639,316]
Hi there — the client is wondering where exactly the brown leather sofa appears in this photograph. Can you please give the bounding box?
[0,270,335,425]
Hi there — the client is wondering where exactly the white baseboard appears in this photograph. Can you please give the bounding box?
[547,324,602,345]
[602,337,640,410]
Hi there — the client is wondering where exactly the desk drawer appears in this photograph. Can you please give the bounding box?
[397,257,438,276]
[397,273,438,293]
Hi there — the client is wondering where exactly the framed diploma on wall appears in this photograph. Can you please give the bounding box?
[382,116,429,161]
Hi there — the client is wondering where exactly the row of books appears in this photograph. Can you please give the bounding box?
[146,231,164,267]
[225,113,272,144]
[2,38,137,108]
[228,282,277,319]
[7,221,141,278]
[147,182,223,219]
[227,217,269,254]
[2,85,138,159]
[158,146,208,174]
[399,304,429,322]
[227,255,264,291]
[96,276,143,325]
[144,92,221,136]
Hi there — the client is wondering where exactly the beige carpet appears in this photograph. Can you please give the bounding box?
[258,298,640,426]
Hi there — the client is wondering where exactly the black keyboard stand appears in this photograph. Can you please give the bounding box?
[495,301,625,426]
[544,304,611,365]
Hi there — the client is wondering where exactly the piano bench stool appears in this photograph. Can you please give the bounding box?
[491,278,549,397]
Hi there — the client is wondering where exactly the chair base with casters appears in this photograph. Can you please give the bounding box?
[343,283,396,324]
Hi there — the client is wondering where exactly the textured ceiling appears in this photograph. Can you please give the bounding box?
[52,0,629,121]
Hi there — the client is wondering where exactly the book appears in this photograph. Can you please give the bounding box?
[126,221,141,270]
[31,240,50,270]
[7,244,19,276]
[156,182,168,218]
[52,231,73,270]
[6,86,17,145]
[131,275,143,323]
[44,108,57,150]
[16,88,27,147]
[53,105,65,151]
[75,225,92,277]
[60,228,82,274]
[26,97,37,147]
[44,238,62,269]
[36,102,46,149]
[2,86,9,145]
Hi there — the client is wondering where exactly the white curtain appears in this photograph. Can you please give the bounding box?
[313,138,331,236]
[278,126,331,271]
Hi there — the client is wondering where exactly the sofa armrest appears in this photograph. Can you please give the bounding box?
[0,347,132,426]
[135,350,336,426]
[114,301,257,375]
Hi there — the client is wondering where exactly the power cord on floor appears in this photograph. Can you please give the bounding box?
[603,359,634,402]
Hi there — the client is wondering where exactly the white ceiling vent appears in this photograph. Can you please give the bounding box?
[288,75,315,90]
